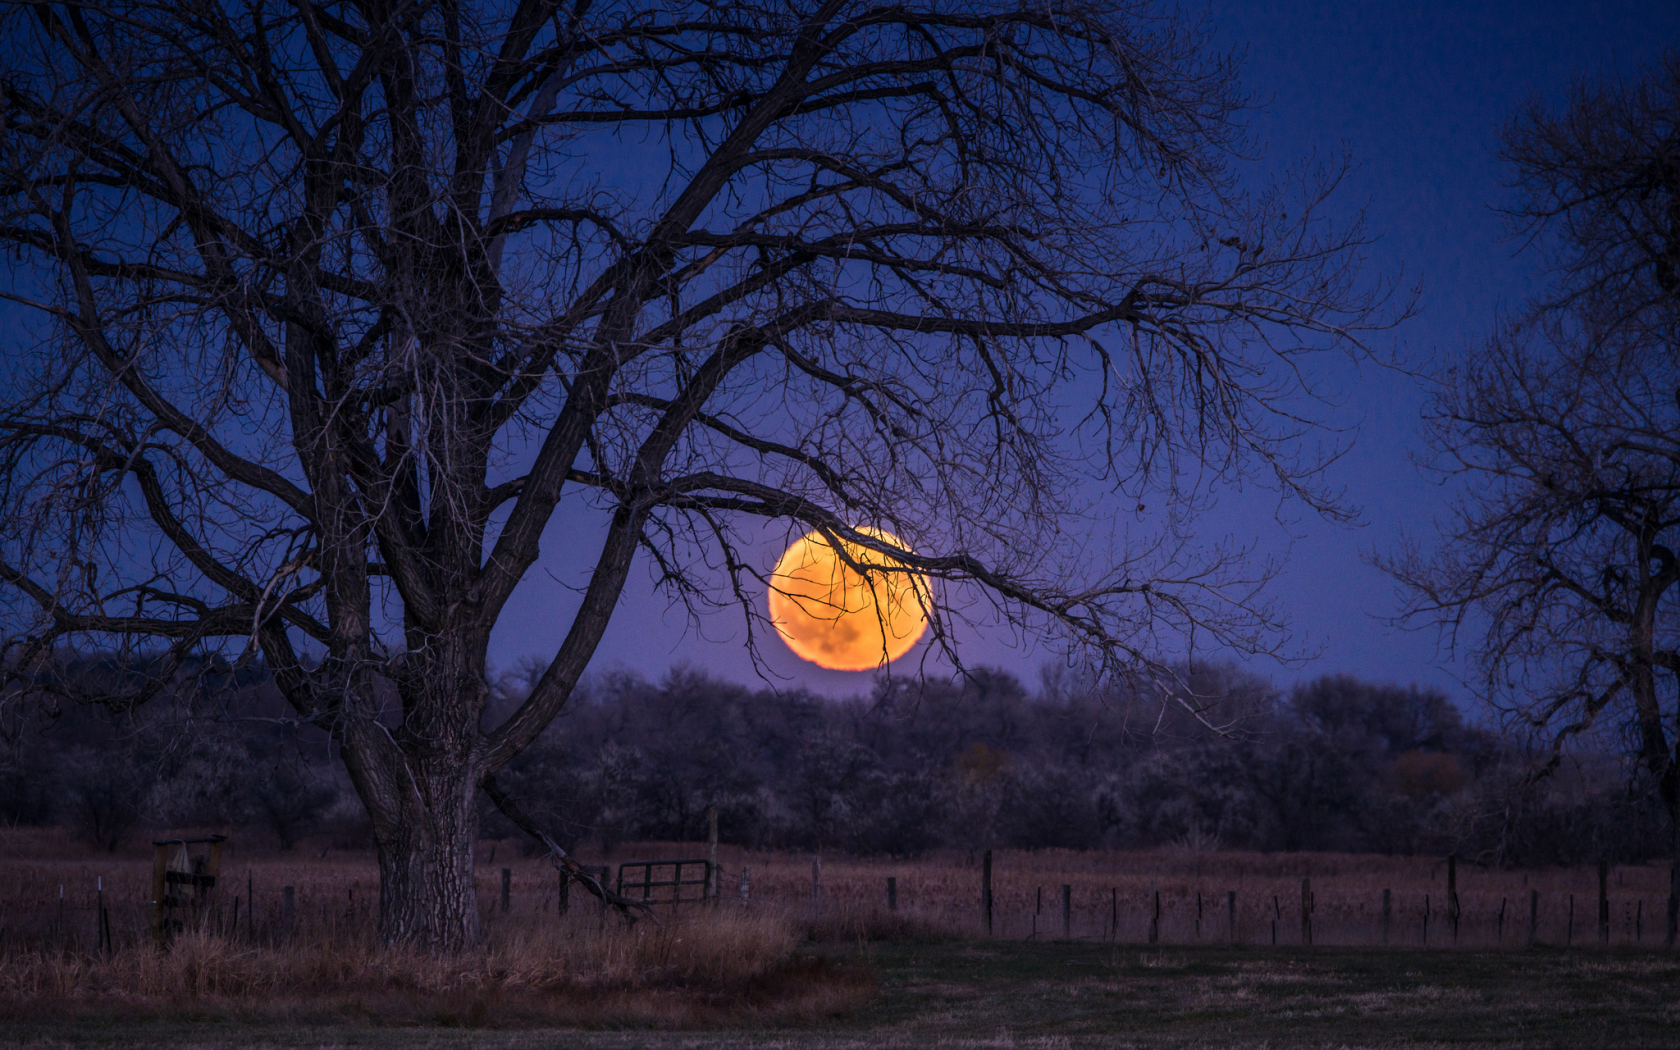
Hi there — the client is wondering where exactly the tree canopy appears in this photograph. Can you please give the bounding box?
[1,0,1395,949]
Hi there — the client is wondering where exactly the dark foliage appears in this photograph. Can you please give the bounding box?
[475,663,1659,864]
[2,652,1663,864]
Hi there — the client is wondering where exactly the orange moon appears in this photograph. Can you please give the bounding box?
[768,527,930,670]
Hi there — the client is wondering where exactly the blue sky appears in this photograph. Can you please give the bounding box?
[483,2,1680,706]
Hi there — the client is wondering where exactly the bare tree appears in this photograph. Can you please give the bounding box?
[1383,51,1680,932]
[0,0,1393,950]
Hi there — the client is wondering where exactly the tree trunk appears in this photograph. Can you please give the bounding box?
[371,795,483,952]
[1669,815,1679,950]
[336,655,491,953]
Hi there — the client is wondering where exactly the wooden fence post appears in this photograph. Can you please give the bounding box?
[1149,887,1160,945]
[1598,858,1610,947]
[982,850,993,936]
[1061,884,1071,940]
[1498,896,1507,945]
[1447,855,1459,946]
[1228,890,1237,945]
[1301,877,1312,946]
[1382,888,1391,946]
[1669,861,1679,949]
[740,865,751,900]
[151,848,167,945]
[707,807,719,902]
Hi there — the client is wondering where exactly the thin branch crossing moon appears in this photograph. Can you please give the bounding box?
[768,528,930,670]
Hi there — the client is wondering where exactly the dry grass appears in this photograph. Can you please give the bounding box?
[1,827,1669,953]
[2,827,1678,1046]
[0,905,872,1027]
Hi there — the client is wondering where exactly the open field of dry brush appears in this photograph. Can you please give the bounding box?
[2,830,1678,1048]
[3,830,1670,951]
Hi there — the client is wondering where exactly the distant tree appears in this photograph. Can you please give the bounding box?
[252,759,342,850]
[0,0,1398,949]
[59,746,145,852]
[1382,51,1680,928]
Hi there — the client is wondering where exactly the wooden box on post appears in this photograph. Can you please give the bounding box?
[151,834,226,945]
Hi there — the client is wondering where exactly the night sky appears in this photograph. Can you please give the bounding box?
[484,2,1680,705]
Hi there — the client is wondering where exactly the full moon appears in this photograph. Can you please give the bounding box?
[768,527,930,670]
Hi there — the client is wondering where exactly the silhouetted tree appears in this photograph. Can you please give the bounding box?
[1,0,1401,949]
[1383,51,1680,908]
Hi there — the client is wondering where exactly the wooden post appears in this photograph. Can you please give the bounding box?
[96,876,105,953]
[1668,860,1679,949]
[1598,858,1610,946]
[1301,877,1312,946]
[1227,890,1237,945]
[1271,894,1280,946]
[282,885,295,942]
[706,806,719,902]
[1529,889,1539,948]
[1498,896,1507,945]
[1061,884,1071,940]
[982,850,993,936]
[151,845,168,945]
[887,876,897,911]
[740,865,751,900]
[1447,854,1459,945]
[1149,889,1160,945]
[501,867,511,913]
[1382,888,1391,945]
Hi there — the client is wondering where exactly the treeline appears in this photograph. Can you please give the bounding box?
[483,664,1663,866]
[0,656,1664,865]
[0,656,346,851]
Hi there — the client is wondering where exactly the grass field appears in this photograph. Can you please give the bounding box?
[0,943,1674,1048]
[2,830,1676,1048]
[3,828,1668,951]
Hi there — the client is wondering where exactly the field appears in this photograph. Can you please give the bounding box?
[0,829,1676,1048]
[2,829,1664,951]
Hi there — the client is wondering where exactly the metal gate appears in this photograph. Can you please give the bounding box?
[615,858,713,904]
